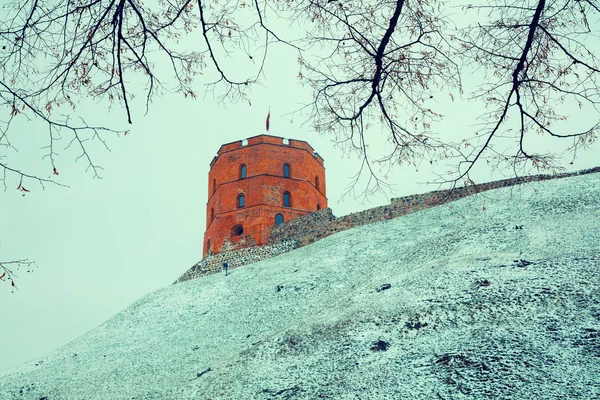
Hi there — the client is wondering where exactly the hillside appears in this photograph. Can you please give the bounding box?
[1,173,599,399]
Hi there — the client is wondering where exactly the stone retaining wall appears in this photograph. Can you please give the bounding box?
[176,240,299,283]
[177,166,600,283]
[268,167,600,248]
[268,208,336,247]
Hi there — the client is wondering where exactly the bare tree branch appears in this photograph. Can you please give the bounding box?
[1,0,291,189]
[294,0,459,198]
[0,0,598,196]
[453,0,600,184]
[0,259,37,291]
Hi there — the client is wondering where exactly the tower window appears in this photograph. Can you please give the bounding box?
[240,164,247,179]
[316,203,321,211]
[315,175,319,190]
[232,224,244,236]
[206,239,211,252]
[275,213,284,226]
[237,193,245,208]
[283,163,290,178]
[213,178,217,194]
[211,208,215,221]
[283,191,291,207]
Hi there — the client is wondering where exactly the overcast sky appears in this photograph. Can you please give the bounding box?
[1,2,599,372]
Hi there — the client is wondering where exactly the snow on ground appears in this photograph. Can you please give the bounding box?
[1,173,599,399]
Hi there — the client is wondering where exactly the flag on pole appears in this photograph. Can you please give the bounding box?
[266,109,271,131]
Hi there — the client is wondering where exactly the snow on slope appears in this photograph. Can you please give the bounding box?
[1,173,599,399]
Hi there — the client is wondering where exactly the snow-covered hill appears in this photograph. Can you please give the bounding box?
[2,173,599,399]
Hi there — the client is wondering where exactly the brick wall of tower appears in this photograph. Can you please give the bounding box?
[203,134,327,256]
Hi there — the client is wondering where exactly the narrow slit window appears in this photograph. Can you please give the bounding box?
[315,175,319,190]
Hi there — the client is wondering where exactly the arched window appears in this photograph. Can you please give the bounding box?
[240,164,247,179]
[237,193,245,208]
[283,163,290,178]
[316,203,321,211]
[213,178,217,194]
[206,239,211,253]
[275,214,284,226]
[232,224,244,236]
[315,175,319,190]
[283,191,291,207]
[211,208,215,221]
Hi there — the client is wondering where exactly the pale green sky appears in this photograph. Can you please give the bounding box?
[1,1,599,372]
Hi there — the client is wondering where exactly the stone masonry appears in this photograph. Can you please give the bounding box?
[175,240,299,283]
[176,166,600,283]
[269,167,600,247]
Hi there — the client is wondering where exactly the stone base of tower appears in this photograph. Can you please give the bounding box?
[204,204,312,256]
[176,240,299,283]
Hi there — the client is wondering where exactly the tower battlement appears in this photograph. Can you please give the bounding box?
[210,135,324,168]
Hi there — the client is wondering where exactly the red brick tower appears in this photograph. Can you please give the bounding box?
[203,134,327,256]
